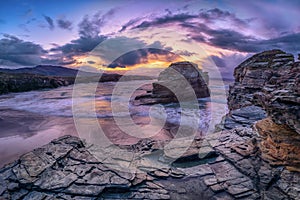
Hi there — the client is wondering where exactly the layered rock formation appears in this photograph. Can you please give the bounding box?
[222,49,300,176]
[227,49,299,133]
[136,61,210,104]
[255,61,300,134]
[255,118,300,171]
[228,49,294,110]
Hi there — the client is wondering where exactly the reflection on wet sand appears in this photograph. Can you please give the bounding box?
[0,81,226,168]
[0,109,177,168]
[0,109,77,167]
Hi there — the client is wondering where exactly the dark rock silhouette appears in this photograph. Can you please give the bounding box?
[0,72,73,94]
[136,61,210,104]
[0,65,153,94]
[0,65,81,77]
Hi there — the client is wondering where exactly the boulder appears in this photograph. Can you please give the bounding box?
[136,61,210,104]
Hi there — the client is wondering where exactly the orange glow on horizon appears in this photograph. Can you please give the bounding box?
[67,51,186,73]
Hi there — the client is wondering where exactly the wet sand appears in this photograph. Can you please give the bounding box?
[0,109,77,167]
[0,109,176,168]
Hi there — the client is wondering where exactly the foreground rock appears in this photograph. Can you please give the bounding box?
[216,105,266,131]
[135,62,210,104]
[1,129,299,199]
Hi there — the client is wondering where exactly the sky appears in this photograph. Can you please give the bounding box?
[0,0,299,78]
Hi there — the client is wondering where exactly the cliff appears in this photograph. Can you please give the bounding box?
[227,49,299,134]
[222,49,300,175]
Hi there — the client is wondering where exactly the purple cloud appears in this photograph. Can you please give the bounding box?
[0,34,47,67]
[57,17,72,30]
[43,15,54,30]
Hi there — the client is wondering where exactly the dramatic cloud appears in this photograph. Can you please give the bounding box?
[48,9,118,65]
[175,50,196,57]
[184,22,300,53]
[48,35,107,66]
[108,48,180,68]
[210,53,250,79]
[198,8,251,28]
[134,13,197,29]
[0,34,47,67]
[78,8,116,38]
[57,18,72,30]
[1,2,298,72]
[259,33,300,53]
[43,15,54,30]
[119,17,143,32]
[52,35,107,55]
[119,7,299,54]
[200,52,250,80]
[121,8,251,31]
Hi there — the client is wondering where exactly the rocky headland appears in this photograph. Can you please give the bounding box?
[0,50,299,199]
[0,65,153,95]
[0,72,73,94]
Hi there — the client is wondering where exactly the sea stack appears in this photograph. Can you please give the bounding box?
[136,61,210,104]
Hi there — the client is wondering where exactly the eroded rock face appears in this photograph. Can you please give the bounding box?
[227,49,299,134]
[255,62,300,134]
[136,61,210,104]
[220,50,300,176]
[228,49,294,110]
[255,118,300,171]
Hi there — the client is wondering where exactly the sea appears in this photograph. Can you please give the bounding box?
[0,79,230,167]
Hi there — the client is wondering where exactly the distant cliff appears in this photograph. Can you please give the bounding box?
[0,65,153,94]
[0,65,80,77]
[0,72,74,94]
